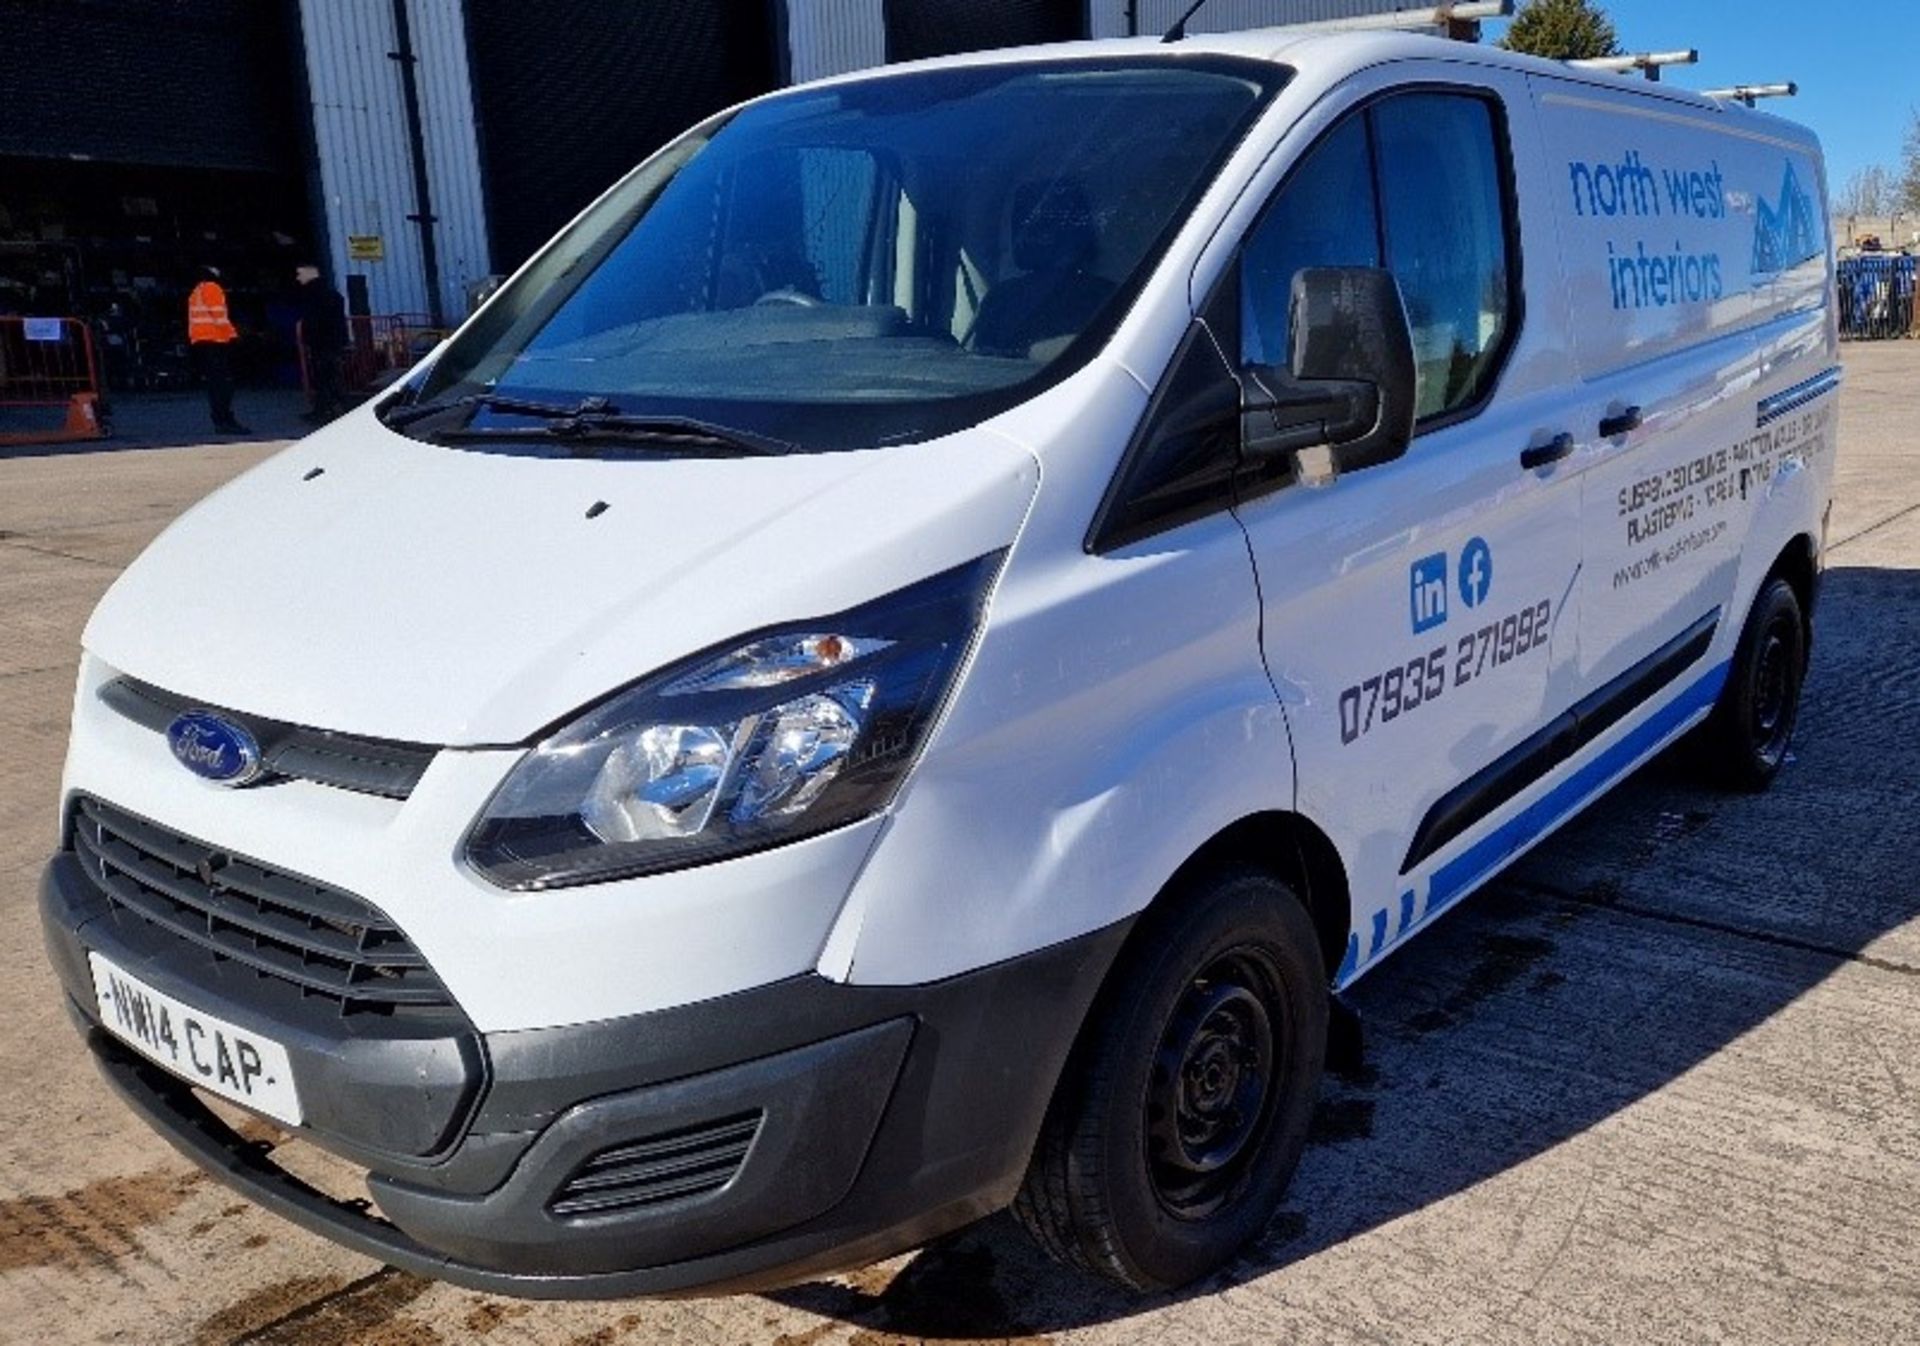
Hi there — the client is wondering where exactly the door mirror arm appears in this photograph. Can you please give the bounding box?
[1240,372,1378,462]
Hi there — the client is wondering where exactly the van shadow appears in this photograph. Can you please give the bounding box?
[766,562,1920,1338]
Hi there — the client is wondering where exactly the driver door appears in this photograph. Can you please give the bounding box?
[1228,76,1585,983]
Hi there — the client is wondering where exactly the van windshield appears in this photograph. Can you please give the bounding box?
[393,57,1284,452]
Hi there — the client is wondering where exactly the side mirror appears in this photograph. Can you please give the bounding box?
[1241,266,1416,478]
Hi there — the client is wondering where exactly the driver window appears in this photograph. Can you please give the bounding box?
[1239,115,1380,368]
[1238,90,1516,424]
[1374,95,1512,420]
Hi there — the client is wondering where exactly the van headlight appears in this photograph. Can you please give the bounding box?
[464,554,1001,890]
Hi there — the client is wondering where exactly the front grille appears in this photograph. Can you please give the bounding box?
[100,676,437,801]
[548,1112,762,1219]
[71,796,454,1018]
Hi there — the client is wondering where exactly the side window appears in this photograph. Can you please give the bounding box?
[1239,116,1380,367]
[1373,95,1513,420]
[1087,282,1242,552]
[1238,90,1516,423]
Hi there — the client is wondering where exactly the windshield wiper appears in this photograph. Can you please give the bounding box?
[447,419,797,457]
[383,393,795,456]
[379,393,480,428]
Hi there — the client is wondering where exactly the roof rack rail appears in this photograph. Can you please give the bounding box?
[1702,82,1799,107]
[1161,1,1511,44]
[1291,1,1512,38]
[1568,49,1698,82]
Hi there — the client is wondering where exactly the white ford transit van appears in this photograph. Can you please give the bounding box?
[40,27,1837,1297]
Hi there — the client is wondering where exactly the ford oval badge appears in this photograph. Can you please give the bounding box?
[165,711,265,786]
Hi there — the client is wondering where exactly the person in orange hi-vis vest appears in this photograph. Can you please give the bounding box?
[186,265,250,434]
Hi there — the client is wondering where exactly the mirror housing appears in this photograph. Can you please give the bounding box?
[1241,266,1417,478]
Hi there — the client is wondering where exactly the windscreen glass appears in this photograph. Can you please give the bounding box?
[395,58,1284,452]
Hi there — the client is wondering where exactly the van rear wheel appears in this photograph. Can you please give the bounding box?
[1698,576,1806,792]
[1012,866,1326,1291]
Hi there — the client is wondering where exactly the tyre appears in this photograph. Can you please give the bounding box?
[1697,576,1806,792]
[1012,865,1327,1291]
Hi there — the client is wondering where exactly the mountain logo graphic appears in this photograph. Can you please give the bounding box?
[1752,162,1819,276]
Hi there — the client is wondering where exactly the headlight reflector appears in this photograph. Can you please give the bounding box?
[732,681,873,824]
[581,722,736,844]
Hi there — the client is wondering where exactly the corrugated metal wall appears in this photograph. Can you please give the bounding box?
[0,0,300,170]
[296,0,489,323]
[462,0,781,276]
[786,0,887,82]
[882,0,1082,63]
[408,0,493,318]
[1087,0,1441,38]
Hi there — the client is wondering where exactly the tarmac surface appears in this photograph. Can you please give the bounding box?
[2,343,1918,1344]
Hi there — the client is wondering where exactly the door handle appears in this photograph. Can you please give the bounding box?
[1598,405,1643,438]
[1520,431,1575,471]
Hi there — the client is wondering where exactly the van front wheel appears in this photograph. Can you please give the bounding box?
[1698,577,1806,792]
[1012,867,1327,1291]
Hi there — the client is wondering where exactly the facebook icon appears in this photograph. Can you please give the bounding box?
[1459,536,1493,609]
[1410,553,1448,633]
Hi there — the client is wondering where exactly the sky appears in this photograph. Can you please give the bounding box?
[1484,0,1918,194]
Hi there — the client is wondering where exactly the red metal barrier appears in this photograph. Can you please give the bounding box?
[298,313,448,402]
[0,316,108,446]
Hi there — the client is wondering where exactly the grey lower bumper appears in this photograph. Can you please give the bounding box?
[43,854,1131,1296]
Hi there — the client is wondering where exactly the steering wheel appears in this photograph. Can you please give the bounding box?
[754,287,822,308]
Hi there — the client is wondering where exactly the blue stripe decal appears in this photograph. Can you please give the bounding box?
[1335,933,1359,985]
[1332,658,1731,991]
[1756,366,1840,428]
[1421,659,1730,923]
[1369,908,1389,957]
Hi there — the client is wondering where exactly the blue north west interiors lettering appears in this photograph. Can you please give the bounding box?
[1569,153,1727,220]
[1606,240,1724,310]
[1569,151,1729,311]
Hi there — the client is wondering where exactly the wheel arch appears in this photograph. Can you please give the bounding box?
[1143,809,1352,984]
[1763,531,1819,647]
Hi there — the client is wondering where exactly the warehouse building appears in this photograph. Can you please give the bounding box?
[0,0,1474,389]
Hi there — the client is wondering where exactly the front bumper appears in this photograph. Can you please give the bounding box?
[42,854,1129,1297]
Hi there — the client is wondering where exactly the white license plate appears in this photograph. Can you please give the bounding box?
[88,952,303,1126]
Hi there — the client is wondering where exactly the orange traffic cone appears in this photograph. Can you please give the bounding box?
[63,391,105,441]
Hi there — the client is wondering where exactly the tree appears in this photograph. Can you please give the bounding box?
[1840,165,1893,219]
[1901,110,1920,215]
[1497,0,1622,61]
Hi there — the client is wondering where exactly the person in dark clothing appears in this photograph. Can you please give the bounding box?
[294,264,350,424]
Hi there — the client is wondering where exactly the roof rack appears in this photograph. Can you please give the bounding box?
[1160,1,1511,43]
[1702,82,1799,107]
[1287,1,1512,39]
[1568,49,1698,82]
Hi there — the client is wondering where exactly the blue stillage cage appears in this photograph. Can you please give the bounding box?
[1837,254,1916,340]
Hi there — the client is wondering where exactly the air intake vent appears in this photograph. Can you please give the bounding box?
[549,1112,762,1219]
[71,796,455,1018]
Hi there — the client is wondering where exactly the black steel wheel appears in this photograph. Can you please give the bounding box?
[1145,947,1285,1220]
[1013,866,1326,1291]
[1699,576,1806,792]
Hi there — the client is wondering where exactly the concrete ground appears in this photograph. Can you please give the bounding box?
[2,343,1918,1345]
